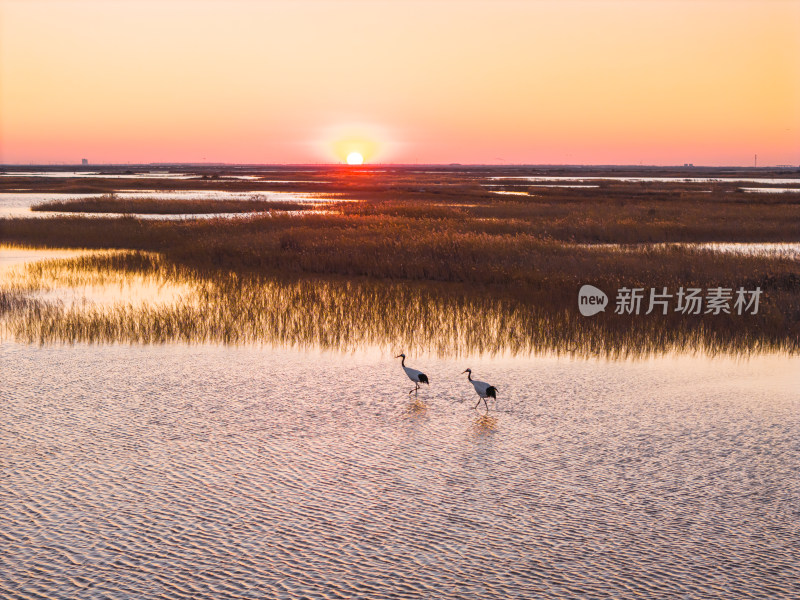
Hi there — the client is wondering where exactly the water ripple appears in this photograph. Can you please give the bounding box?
[1,343,798,598]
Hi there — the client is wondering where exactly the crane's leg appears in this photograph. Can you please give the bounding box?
[409,382,419,395]
[483,398,489,413]
[473,398,481,410]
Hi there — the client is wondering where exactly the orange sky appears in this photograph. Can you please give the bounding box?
[1,0,798,165]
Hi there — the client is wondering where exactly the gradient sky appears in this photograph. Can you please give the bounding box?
[1,0,798,165]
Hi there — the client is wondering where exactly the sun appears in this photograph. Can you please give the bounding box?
[346,152,364,165]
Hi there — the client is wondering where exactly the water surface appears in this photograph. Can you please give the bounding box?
[1,249,798,599]
[741,187,800,194]
[577,242,800,261]
[1,342,797,599]
[488,176,800,185]
[0,171,199,179]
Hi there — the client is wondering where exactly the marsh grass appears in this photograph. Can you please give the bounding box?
[2,172,798,355]
[1,250,796,357]
[330,185,800,243]
[31,194,311,214]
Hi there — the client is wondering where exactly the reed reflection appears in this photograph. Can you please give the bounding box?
[472,414,499,434]
[404,398,429,417]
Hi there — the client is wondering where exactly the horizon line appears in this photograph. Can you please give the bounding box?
[1,163,798,169]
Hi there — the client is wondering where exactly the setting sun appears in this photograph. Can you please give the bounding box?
[346,152,364,165]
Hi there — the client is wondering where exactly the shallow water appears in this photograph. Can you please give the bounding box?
[32,277,192,309]
[1,249,798,598]
[488,176,800,185]
[485,183,601,187]
[0,247,91,274]
[486,184,600,191]
[0,249,192,311]
[577,242,800,261]
[693,242,800,259]
[741,187,800,194]
[1,342,798,599]
[0,193,94,217]
[0,171,199,179]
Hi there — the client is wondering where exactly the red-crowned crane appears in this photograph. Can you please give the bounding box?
[462,368,498,412]
[395,353,429,395]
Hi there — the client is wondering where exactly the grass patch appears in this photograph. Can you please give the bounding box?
[1,251,795,356]
[31,194,311,214]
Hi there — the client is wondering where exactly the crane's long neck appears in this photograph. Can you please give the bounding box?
[400,355,406,367]
[467,371,472,381]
